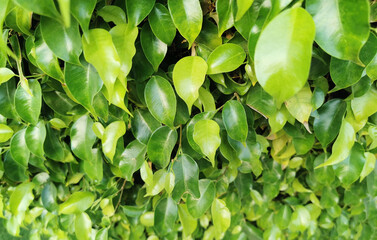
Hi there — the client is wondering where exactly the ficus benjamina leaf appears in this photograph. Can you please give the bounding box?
[2,2,377,239]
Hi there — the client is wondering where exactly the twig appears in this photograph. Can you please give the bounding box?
[114,178,127,212]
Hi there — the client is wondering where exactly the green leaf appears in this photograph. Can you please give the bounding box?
[59,192,95,215]
[333,142,365,187]
[34,28,64,81]
[10,129,29,167]
[173,56,208,114]
[44,124,64,162]
[40,16,81,64]
[172,154,200,200]
[110,23,138,79]
[82,29,120,100]
[126,0,155,27]
[70,115,96,161]
[366,54,377,80]
[351,86,377,121]
[119,140,147,180]
[83,149,103,182]
[13,0,60,19]
[274,205,292,230]
[235,0,254,21]
[0,79,18,119]
[146,169,167,196]
[313,99,346,148]
[25,120,46,158]
[42,90,77,116]
[254,7,315,106]
[4,152,28,182]
[42,182,58,212]
[216,0,235,36]
[198,87,216,112]
[131,109,161,144]
[102,121,126,162]
[97,5,127,25]
[193,119,221,166]
[329,57,364,89]
[75,212,92,240]
[70,0,96,37]
[178,204,197,238]
[207,43,246,75]
[168,0,203,48]
[147,126,178,169]
[154,197,178,236]
[246,84,277,118]
[148,3,176,45]
[187,179,216,218]
[211,199,231,237]
[285,84,313,126]
[0,68,15,85]
[9,182,34,215]
[316,119,355,168]
[306,0,370,63]
[360,152,376,182]
[65,60,103,115]
[222,100,248,143]
[0,124,13,143]
[14,79,41,125]
[144,76,176,127]
[228,133,263,177]
[186,111,216,155]
[289,205,310,233]
[141,23,167,71]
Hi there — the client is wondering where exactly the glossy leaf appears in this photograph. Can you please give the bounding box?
[0,124,13,142]
[25,120,46,158]
[75,212,92,240]
[330,57,364,89]
[13,0,60,19]
[222,100,248,143]
[193,119,221,166]
[83,149,103,182]
[254,8,315,106]
[316,119,355,168]
[102,121,126,162]
[207,43,246,75]
[97,5,126,25]
[360,152,376,182]
[144,76,176,127]
[131,109,161,144]
[178,204,197,238]
[306,0,370,62]
[187,179,216,218]
[65,60,103,115]
[141,24,167,71]
[9,182,34,215]
[285,84,313,125]
[82,29,120,100]
[110,23,138,80]
[333,143,365,187]
[168,0,203,48]
[216,0,235,36]
[119,140,147,180]
[172,154,200,200]
[313,99,346,148]
[70,115,96,161]
[147,126,177,169]
[211,199,231,237]
[289,206,310,233]
[351,86,377,121]
[126,0,155,27]
[10,129,29,167]
[14,79,42,125]
[40,16,81,64]
[149,4,176,45]
[59,192,95,215]
[0,68,15,85]
[70,0,96,37]
[154,197,178,236]
[173,56,208,114]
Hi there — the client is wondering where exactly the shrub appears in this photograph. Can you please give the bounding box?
[0,0,377,239]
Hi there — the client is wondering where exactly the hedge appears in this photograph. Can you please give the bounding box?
[1,0,377,239]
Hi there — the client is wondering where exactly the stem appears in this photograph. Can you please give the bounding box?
[114,178,127,212]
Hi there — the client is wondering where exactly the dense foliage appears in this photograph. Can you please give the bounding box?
[1,0,377,239]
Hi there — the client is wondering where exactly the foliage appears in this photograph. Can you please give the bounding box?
[0,0,377,239]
